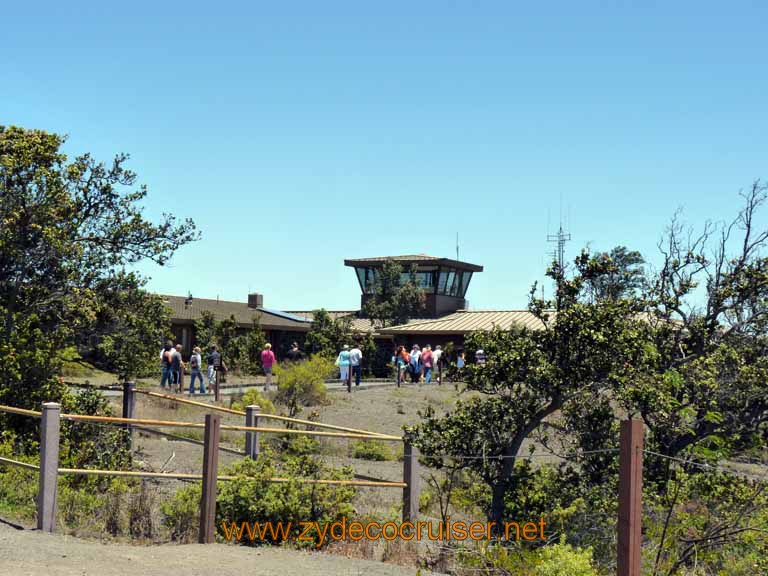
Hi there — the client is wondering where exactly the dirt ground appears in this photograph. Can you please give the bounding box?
[0,521,443,576]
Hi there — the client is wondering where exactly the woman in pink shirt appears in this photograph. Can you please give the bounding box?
[261,343,277,391]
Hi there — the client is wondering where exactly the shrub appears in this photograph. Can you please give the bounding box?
[274,356,333,418]
[161,483,201,543]
[231,388,275,414]
[215,445,355,547]
[459,540,599,576]
[352,440,392,461]
[0,437,38,520]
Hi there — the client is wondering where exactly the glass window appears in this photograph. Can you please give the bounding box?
[461,272,473,297]
[356,268,367,292]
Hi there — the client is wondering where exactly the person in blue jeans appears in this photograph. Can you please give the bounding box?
[189,346,206,394]
[159,341,174,389]
[349,344,363,386]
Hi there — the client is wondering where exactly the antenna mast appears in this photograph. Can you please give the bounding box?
[547,224,571,269]
[456,232,459,261]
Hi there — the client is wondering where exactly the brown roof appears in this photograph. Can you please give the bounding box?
[287,310,436,334]
[379,310,549,335]
[344,254,483,272]
[162,295,311,331]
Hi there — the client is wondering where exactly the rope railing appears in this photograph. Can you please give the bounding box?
[134,388,393,438]
[0,455,406,487]
[0,404,402,441]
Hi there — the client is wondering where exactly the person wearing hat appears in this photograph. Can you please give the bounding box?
[335,345,351,382]
[433,345,443,383]
[189,346,205,394]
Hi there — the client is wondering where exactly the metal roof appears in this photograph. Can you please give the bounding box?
[379,310,549,334]
[344,254,483,272]
[162,295,311,331]
[287,310,436,334]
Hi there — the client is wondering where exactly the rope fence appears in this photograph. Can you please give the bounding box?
[134,388,393,438]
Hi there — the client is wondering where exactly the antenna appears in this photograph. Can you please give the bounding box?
[456,232,460,261]
[547,223,571,269]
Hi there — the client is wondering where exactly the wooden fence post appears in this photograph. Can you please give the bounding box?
[122,381,136,448]
[618,419,643,576]
[347,365,352,393]
[214,370,220,403]
[38,402,61,533]
[244,405,260,460]
[198,413,221,543]
[402,440,420,522]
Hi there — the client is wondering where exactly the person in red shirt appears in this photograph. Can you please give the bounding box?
[261,343,277,391]
[421,344,434,384]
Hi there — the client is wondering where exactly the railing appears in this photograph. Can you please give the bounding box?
[0,391,419,544]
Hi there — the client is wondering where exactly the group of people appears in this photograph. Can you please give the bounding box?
[395,344,443,384]
[159,341,224,395]
[335,343,364,386]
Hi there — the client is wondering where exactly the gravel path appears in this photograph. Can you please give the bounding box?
[0,522,440,576]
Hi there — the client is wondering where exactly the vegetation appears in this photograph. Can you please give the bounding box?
[362,259,426,328]
[0,125,196,440]
[162,438,356,547]
[231,388,275,414]
[274,355,333,418]
[193,311,266,375]
[351,439,393,461]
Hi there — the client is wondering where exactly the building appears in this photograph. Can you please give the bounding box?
[163,254,540,361]
[162,293,310,356]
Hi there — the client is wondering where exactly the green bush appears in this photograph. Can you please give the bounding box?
[161,483,201,543]
[459,541,599,576]
[351,440,392,461]
[274,356,333,418]
[0,437,38,520]
[218,443,354,547]
[231,388,275,414]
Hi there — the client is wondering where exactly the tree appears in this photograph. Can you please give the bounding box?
[0,125,197,413]
[362,260,426,328]
[583,246,645,301]
[304,309,354,357]
[407,252,650,526]
[274,355,334,419]
[624,181,768,476]
[194,312,265,374]
[86,272,174,381]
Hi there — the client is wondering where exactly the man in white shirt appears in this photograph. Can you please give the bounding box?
[433,345,443,383]
[349,344,363,387]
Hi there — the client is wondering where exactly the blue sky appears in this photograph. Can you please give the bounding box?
[2,1,766,310]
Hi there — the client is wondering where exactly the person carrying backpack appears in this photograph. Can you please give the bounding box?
[160,341,174,389]
[189,346,205,394]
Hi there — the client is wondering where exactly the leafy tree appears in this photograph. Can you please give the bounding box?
[582,245,645,301]
[85,272,174,380]
[194,312,265,374]
[624,182,768,475]
[304,309,354,357]
[362,259,426,328]
[407,253,650,526]
[0,125,197,423]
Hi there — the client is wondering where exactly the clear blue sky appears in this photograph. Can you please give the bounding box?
[2,2,766,311]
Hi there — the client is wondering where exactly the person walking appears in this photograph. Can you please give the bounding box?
[206,344,220,391]
[421,344,434,384]
[395,345,409,383]
[261,343,277,391]
[173,344,185,393]
[349,343,363,387]
[160,341,174,389]
[189,346,206,394]
[457,350,466,369]
[433,345,443,383]
[336,345,351,383]
[409,344,422,384]
[475,348,487,365]
[285,342,306,363]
